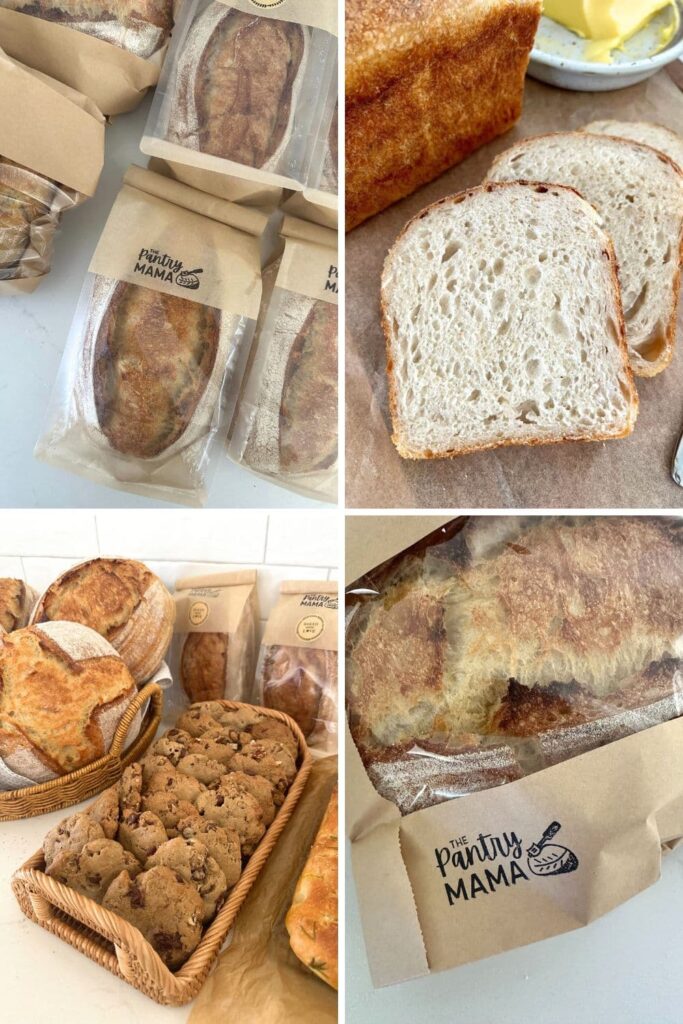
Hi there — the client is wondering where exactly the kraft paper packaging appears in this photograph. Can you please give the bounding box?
[189,754,337,1024]
[172,569,259,714]
[346,514,683,986]
[0,50,104,293]
[141,0,338,195]
[346,71,683,510]
[227,215,339,503]
[0,2,171,115]
[34,165,266,507]
[254,581,338,755]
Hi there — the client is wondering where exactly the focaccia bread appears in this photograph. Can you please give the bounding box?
[0,578,37,633]
[0,621,139,782]
[32,557,174,682]
[347,517,683,812]
[345,0,541,229]
[286,784,338,989]
[0,0,174,58]
[167,3,307,170]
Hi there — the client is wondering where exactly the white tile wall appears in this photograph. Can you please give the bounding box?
[0,511,338,622]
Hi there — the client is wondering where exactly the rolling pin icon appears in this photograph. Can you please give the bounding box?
[526,821,579,877]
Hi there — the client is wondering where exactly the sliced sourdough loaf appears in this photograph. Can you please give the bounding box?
[488,132,683,376]
[381,182,637,460]
[584,120,683,171]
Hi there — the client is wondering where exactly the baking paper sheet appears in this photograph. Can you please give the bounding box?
[346,70,683,508]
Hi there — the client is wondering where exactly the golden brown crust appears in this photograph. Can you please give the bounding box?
[0,578,33,633]
[286,785,337,989]
[180,632,228,703]
[345,0,541,229]
[381,183,638,460]
[92,282,221,459]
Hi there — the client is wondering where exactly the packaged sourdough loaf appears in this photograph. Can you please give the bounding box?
[346,515,683,986]
[0,50,104,293]
[254,581,338,755]
[141,0,338,194]
[173,569,259,707]
[0,0,173,114]
[35,166,265,506]
[227,215,338,502]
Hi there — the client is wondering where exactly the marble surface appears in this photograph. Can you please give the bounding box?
[0,97,327,509]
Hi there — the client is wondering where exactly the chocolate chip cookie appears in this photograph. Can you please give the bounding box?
[177,707,222,738]
[150,728,193,765]
[142,791,200,837]
[147,837,227,923]
[87,786,120,839]
[188,729,238,766]
[47,839,140,901]
[119,809,169,862]
[248,718,298,761]
[43,812,105,869]
[176,753,225,788]
[176,816,242,888]
[119,763,143,813]
[220,771,276,826]
[103,866,203,970]
[230,739,297,795]
[140,753,174,785]
[195,786,265,855]
[144,767,203,805]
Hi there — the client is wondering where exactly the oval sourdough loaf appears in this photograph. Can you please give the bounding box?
[181,632,229,703]
[0,578,37,634]
[168,3,307,170]
[32,558,174,683]
[0,621,138,782]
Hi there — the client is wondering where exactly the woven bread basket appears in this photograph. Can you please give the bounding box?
[12,701,313,1005]
[0,682,163,821]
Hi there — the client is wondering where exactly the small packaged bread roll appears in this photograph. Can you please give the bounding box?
[174,570,259,704]
[254,581,338,754]
[0,578,37,634]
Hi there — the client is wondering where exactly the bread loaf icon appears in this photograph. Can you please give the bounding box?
[526,822,578,877]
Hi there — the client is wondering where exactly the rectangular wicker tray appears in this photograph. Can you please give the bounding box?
[12,700,313,1005]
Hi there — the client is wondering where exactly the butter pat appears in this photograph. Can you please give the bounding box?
[543,0,678,61]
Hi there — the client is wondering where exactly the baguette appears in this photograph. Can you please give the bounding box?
[381,182,637,460]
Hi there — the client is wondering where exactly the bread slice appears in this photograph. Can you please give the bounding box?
[381,182,637,460]
[488,132,683,376]
[584,120,683,171]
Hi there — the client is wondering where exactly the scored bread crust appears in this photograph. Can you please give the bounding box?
[381,181,638,460]
[487,133,683,378]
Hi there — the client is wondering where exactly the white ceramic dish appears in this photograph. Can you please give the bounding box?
[528,6,683,91]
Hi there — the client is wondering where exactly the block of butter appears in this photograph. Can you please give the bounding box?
[543,0,678,61]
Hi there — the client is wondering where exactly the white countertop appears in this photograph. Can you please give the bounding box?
[346,842,683,1024]
[0,97,327,510]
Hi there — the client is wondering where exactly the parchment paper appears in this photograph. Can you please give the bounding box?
[189,755,338,1024]
[346,69,683,508]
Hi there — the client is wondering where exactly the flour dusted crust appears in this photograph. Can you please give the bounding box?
[0,622,138,782]
[33,557,174,683]
[167,3,308,172]
[0,578,36,633]
[1,0,174,58]
[286,785,338,989]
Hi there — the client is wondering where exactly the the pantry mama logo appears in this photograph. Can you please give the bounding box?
[435,821,579,904]
[134,247,203,290]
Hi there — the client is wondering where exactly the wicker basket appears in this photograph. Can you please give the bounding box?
[0,682,163,821]
[12,701,313,1006]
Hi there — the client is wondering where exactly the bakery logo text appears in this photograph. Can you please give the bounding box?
[134,248,203,290]
[434,821,578,904]
[325,264,339,295]
[300,593,338,610]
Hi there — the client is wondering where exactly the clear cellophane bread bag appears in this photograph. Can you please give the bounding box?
[171,569,259,717]
[254,580,338,755]
[34,165,266,506]
[346,515,683,815]
[227,215,338,503]
[140,0,337,193]
[0,0,174,114]
[0,49,104,293]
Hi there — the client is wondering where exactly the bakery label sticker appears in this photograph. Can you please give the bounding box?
[434,821,578,904]
[189,601,210,626]
[296,614,325,641]
[134,248,203,290]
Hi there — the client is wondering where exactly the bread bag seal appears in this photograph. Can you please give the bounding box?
[253,579,338,755]
[35,165,266,506]
[227,215,338,502]
[0,49,104,293]
[0,0,173,115]
[173,569,259,709]
[140,0,337,196]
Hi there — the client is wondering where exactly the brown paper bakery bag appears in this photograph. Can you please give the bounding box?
[0,3,170,115]
[141,0,338,193]
[173,569,259,708]
[227,215,339,503]
[190,755,337,1024]
[346,514,683,986]
[0,50,104,293]
[147,157,284,210]
[34,165,266,507]
[254,580,338,755]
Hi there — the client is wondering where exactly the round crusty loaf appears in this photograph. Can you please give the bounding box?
[0,621,140,783]
[0,578,37,634]
[31,558,174,683]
